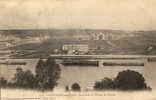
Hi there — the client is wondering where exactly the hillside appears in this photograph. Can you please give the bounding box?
[0,29,156,58]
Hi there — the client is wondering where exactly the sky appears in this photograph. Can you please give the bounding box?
[0,0,156,30]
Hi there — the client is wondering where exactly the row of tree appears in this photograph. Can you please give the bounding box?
[0,57,61,91]
[65,70,152,91]
[94,70,152,91]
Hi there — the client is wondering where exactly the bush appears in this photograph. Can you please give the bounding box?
[114,70,149,90]
[0,77,7,88]
[94,78,115,90]
[35,58,61,90]
[12,67,37,89]
[65,86,69,91]
[93,70,151,91]
[71,83,81,91]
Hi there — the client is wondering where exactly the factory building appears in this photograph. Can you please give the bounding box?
[62,44,89,55]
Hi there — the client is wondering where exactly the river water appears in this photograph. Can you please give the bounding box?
[1,58,156,91]
[58,60,156,91]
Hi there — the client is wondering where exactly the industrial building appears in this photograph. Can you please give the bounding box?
[62,44,89,54]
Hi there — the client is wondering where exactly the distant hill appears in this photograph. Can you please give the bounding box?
[0,29,156,58]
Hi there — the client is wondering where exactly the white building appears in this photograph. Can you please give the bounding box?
[62,44,89,54]
[90,32,129,40]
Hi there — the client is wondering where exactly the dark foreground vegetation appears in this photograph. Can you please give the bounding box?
[71,83,81,91]
[94,70,152,91]
[0,57,152,91]
[0,57,61,91]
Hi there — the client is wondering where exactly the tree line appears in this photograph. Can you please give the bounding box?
[0,57,61,91]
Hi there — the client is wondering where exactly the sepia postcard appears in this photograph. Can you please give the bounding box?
[0,0,156,100]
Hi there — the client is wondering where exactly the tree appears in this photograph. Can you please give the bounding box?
[94,78,115,90]
[71,83,81,91]
[23,70,38,88]
[13,67,25,87]
[65,86,69,91]
[0,77,7,88]
[35,58,61,90]
[114,70,148,90]
[13,67,37,88]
